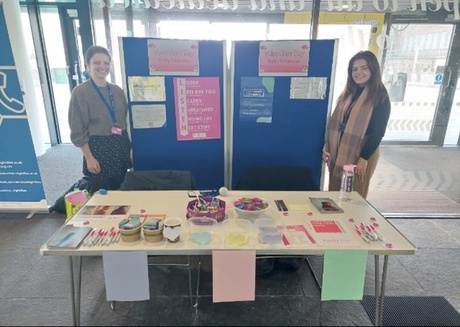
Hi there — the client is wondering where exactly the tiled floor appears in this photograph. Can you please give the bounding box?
[1,146,460,326]
[0,215,459,326]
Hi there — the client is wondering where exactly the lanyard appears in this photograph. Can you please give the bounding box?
[342,88,363,126]
[90,78,117,126]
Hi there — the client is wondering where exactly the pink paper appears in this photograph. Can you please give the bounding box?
[259,40,310,76]
[147,39,199,75]
[212,250,256,303]
[174,77,221,141]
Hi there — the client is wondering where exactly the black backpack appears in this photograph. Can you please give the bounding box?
[49,176,91,213]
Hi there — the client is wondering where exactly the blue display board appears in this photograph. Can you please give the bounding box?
[120,38,226,190]
[230,40,337,189]
[0,4,47,211]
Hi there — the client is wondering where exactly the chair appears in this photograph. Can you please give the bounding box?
[120,169,197,191]
[235,166,318,277]
[115,169,198,308]
[235,166,318,191]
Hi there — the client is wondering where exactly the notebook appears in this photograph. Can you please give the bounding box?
[309,197,344,214]
[47,225,92,249]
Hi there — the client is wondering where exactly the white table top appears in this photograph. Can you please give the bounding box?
[40,190,416,256]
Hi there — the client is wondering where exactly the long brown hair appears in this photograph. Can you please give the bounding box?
[337,50,388,108]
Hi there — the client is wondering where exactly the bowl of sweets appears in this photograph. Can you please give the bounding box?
[233,196,269,219]
[186,197,226,222]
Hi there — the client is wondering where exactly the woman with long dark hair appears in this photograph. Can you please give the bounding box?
[323,50,391,199]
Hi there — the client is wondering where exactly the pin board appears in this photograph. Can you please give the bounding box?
[120,37,227,190]
[230,39,338,189]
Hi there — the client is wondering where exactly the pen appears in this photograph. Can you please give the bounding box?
[274,200,282,211]
[369,225,385,242]
[83,228,96,246]
[114,231,121,242]
[92,229,104,245]
[355,224,372,242]
[360,223,377,241]
[355,229,370,243]
[279,200,288,212]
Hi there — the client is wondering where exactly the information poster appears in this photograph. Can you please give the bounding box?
[0,3,47,211]
[290,77,327,100]
[173,77,221,141]
[128,76,166,102]
[239,77,274,123]
[259,40,310,76]
[147,39,199,76]
[131,104,167,129]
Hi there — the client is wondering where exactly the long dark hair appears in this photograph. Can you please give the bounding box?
[338,50,388,108]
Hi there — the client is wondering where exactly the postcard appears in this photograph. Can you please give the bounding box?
[282,224,316,246]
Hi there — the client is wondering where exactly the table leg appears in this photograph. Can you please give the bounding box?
[377,255,389,326]
[69,256,82,326]
[374,255,380,326]
[194,256,202,309]
[187,255,193,307]
[69,257,76,326]
[374,255,389,326]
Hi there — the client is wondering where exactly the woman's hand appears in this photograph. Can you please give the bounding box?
[80,143,100,175]
[356,157,368,179]
[322,150,331,166]
[86,157,101,175]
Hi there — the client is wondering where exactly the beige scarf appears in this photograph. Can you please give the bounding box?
[325,88,374,178]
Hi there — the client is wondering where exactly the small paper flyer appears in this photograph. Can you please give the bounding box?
[310,220,343,233]
[282,225,316,246]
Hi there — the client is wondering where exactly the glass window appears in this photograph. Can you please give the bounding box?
[20,7,51,146]
[268,24,310,40]
[158,21,210,40]
[318,24,372,107]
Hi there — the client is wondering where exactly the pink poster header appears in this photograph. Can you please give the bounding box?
[148,39,199,75]
[259,40,310,76]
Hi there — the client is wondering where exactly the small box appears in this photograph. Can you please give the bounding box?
[119,225,142,242]
[254,217,285,245]
[118,216,142,242]
[187,217,217,245]
[143,218,164,243]
[222,218,252,246]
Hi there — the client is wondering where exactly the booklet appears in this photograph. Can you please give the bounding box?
[309,197,344,214]
[310,220,343,233]
[47,225,92,249]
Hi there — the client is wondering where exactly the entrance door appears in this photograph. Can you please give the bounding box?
[36,4,83,144]
[382,24,455,144]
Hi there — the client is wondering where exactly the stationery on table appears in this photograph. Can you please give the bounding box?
[282,225,316,245]
[309,220,361,247]
[309,197,344,213]
[274,199,288,213]
[47,225,93,249]
[310,220,343,233]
